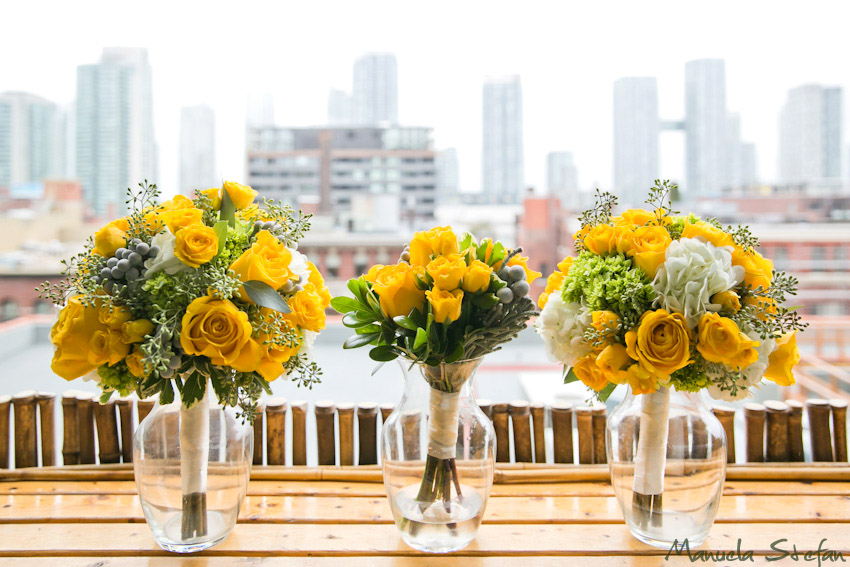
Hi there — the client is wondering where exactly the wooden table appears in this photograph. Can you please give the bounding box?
[1,465,849,565]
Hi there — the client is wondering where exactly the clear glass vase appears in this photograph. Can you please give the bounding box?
[382,358,496,553]
[606,386,726,549]
[133,387,253,553]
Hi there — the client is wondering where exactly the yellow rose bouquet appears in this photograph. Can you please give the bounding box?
[536,180,806,540]
[331,226,538,544]
[40,180,329,539]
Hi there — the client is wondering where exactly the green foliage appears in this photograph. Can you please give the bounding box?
[644,179,681,220]
[669,360,712,393]
[96,362,138,397]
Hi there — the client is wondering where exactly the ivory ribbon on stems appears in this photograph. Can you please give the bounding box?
[180,388,210,538]
[633,387,670,496]
[427,389,461,459]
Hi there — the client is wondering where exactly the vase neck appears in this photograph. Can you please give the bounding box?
[416,358,483,394]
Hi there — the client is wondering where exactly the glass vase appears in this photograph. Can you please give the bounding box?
[381,358,495,553]
[606,386,726,549]
[133,386,253,553]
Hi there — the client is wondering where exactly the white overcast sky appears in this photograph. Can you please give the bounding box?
[2,0,848,198]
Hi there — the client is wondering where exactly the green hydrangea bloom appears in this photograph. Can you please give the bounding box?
[97,362,138,397]
[669,361,711,392]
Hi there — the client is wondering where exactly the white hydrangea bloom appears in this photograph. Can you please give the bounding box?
[287,248,311,284]
[706,330,777,402]
[652,238,744,327]
[534,295,593,367]
[299,330,319,360]
[143,230,192,277]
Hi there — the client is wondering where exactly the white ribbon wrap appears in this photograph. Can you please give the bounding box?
[633,388,670,496]
[427,389,460,459]
[180,391,210,496]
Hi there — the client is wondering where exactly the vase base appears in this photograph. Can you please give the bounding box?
[393,483,484,554]
[624,508,710,550]
[148,509,235,553]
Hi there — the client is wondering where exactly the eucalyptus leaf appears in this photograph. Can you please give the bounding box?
[344,332,380,349]
[243,280,291,313]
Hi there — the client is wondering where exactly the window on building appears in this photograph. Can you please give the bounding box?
[33,300,53,315]
[1,299,19,322]
[811,246,827,271]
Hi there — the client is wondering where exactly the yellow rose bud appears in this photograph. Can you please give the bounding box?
[174,223,219,268]
[230,230,295,292]
[611,209,655,228]
[372,263,427,319]
[180,296,261,372]
[425,286,464,324]
[50,296,105,379]
[764,332,800,387]
[409,226,459,266]
[732,247,773,291]
[695,312,760,369]
[121,319,155,344]
[222,180,258,210]
[681,220,734,248]
[583,224,632,256]
[125,347,149,378]
[200,187,221,210]
[426,254,467,290]
[159,208,204,234]
[572,353,609,392]
[596,343,632,384]
[627,225,672,278]
[625,309,693,379]
[93,218,129,257]
[625,363,658,394]
[285,288,327,332]
[462,259,492,293]
[712,290,741,313]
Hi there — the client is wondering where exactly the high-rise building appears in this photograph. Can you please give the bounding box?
[613,77,659,206]
[327,88,354,125]
[0,91,65,187]
[546,151,579,209]
[179,105,217,195]
[247,92,275,128]
[482,75,524,203]
[352,53,398,125]
[740,142,758,189]
[685,59,727,197]
[435,148,460,203]
[76,47,156,217]
[779,84,843,186]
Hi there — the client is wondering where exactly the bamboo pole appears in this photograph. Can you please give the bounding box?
[618,414,638,462]
[136,398,156,424]
[509,401,532,463]
[252,401,265,466]
[337,403,355,466]
[265,398,287,466]
[744,403,766,463]
[291,401,308,466]
[477,399,493,421]
[379,403,395,425]
[399,409,421,461]
[575,405,594,465]
[690,414,708,459]
[115,397,134,464]
[35,393,56,467]
[315,400,336,466]
[830,399,847,463]
[492,403,510,463]
[12,391,38,468]
[764,401,790,462]
[550,402,574,464]
[356,403,378,466]
[0,395,10,469]
[712,405,736,464]
[76,393,96,466]
[530,402,546,464]
[787,399,805,462]
[807,399,833,462]
[93,399,121,464]
[61,391,80,466]
[591,406,607,465]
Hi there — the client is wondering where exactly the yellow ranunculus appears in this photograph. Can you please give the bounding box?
[681,220,734,248]
[572,353,609,392]
[50,296,107,379]
[591,310,621,349]
[372,263,427,319]
[625,364,658,394]
[595,343,632,383]
[180,296,261,371]
[612,209,655,228]
[409,226,458,266]
[426,286,464,324]
[93,218,129,257]
[462,259,492,293]
[125,347,149,378]
[556,256,574,274]
[306,261,332,308]
[230,230,295,291]
[285,288,327,332]
[625,309,693,379]
[712,290,741,313]
[764,332,800,386]
[538,257,574,309]
[506,254,542,284]
[200,187,221,210]
[426,254,467,290]
[121,319,154,344]
[222,180,258,210]
[732,248,773,291]
[364,264,385,283]
[583,224,632,256]
[627,225,672,278]
[160,195,195,211]
[174,223,219,268]
[159,208,204,235]
[696,313,760,368]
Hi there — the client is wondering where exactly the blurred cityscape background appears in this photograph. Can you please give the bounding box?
[1,1,848,406]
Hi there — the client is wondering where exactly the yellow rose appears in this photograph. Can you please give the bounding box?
[180,296,261,372]
[506,254,542,284]
[583,224,632,256]
[125,347,149,378]
[364,264,385,283]
[306,261,332,308]
[237,203,273,222]
[744,294,777,321]
[121,319,154,344]
[409,226,459,266]
[159,208,204,234]
[50,296,105,379]
[681,220,734,248]
[572,353,609,392]
[222,180,258,210]
[285,288,327,332]
[98,303,132,331]
[595,343,632,384]
[174,223,219,268]
[426,254,467,290]
[696,313,760,368]
[160,195,195,211]
[625,364,658,394]
[89,328,130,367]
[143,195,195,232]
[426,286,464,324]
[538,257,574,309]
[462,259,492,293]
[764,332,800,387]
[200,187,221,210]
[625,309,693,378]
[732,248,773,291]
[591,310,621,349]
[712,290,741,313]
[612,209,655,228]
[93,218,129,257]
[556,256,574,273]
[627,225,672,278]
[230,230,295,291]
[372,263,427,319]
[253,314,300,382]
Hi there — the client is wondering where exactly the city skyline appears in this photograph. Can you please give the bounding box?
[2,1,850,199]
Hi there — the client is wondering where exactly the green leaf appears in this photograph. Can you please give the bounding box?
[343,313,377,328]
[243,280,291,313]
[99,390,115,404]
[393,315,419,331]
[366,289,381,313]
[369,344,399,362]
[220,185,236,226]
[490,242,506,264]
[330,296,361,314]
[598,383,617,403]
[347,278,366,303]
[445,342,465,364]
[212,221,228,255]
[472,293,500,309]
[459,232,474,252]
[344,332,380,349]
[563,367,579,385]
[371,361,386,376]
[356,324,382,334]
[181,372,206,408]
[159,381,175,405]
[413,327,428,349]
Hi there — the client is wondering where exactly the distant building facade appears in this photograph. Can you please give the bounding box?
[779,84,843,186]
[613,77,659,206]
[179,105,217,195]
[685,59,727,197]
[546,151,579,210]
[0,91,65,187]
[482,76,524,203]
[327,88,354,125]
[352,53,398,125]
[435,148,460,203]
[76,47,157,217]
